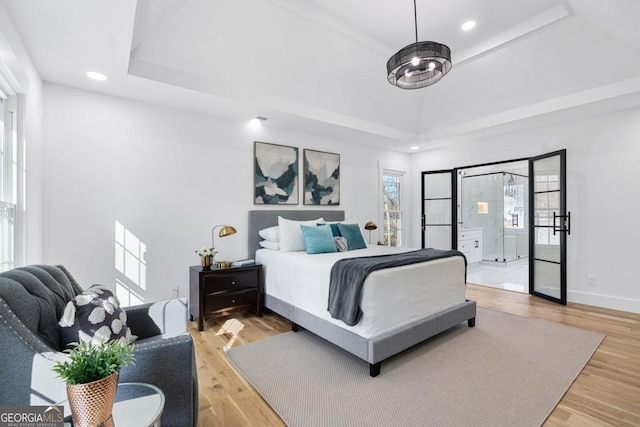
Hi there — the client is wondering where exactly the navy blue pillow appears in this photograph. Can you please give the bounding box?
[337,223,367,250]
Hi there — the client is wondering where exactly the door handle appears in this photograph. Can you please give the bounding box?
[553,211,571,236]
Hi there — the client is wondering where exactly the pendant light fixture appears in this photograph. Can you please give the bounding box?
[387,0,452,89]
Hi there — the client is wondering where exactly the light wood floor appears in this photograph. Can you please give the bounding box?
[189,284,640,426]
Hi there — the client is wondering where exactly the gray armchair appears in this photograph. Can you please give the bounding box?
[0,265,198,427]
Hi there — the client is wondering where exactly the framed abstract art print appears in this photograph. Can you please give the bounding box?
[303,149,340,205]
[254,141,299,205]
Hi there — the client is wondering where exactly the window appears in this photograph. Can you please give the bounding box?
[503,174,525,229]
[382,170,404,247]
[0,201,15,272]
[0,54,26,271]
[0,97,17,272]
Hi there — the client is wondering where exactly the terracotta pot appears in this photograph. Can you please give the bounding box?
[66,372,118,427]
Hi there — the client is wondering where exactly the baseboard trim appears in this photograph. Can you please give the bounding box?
[568,290,640,314]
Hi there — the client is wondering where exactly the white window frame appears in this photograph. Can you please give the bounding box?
[379,167,406,247]
[0,73,25,271]
[0,200,15,272]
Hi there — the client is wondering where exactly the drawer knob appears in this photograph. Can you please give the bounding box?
[231,281,236,285]
[231,299,236,303]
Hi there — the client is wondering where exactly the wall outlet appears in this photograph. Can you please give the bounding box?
[586,275,596,287]
[170,286,179,298]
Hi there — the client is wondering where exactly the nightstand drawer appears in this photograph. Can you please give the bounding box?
[206,289,257,312]
[204,270,258,292]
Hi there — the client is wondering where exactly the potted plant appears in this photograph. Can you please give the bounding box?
[53,340,135,427]
[195,246,216,269]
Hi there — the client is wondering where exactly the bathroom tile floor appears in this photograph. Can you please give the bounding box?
[466,258,529,293]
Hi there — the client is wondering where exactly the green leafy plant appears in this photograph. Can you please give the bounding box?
[52,340,135,385]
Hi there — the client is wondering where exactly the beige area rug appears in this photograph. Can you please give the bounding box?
[227,308,603,427]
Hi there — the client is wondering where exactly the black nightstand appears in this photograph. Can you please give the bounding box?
[189,264,262,331]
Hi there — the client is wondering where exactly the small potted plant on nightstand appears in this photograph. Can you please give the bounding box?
[52,340,135,427]
[195,246,217,269]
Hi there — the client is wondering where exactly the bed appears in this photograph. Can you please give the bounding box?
[248,209,476,376]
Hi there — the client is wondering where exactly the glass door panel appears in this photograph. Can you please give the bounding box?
[529,150,567,304]
[424,199,452,224]
[424,172,452,198]
[422,170,455,250]
[424,227,452,251]
[533,260,561,299]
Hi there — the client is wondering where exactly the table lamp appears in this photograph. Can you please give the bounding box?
[211,225,237,268]
[364,221,377,244]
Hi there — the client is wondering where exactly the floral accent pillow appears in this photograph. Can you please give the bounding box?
[59,284,136,348]
[334,236,348,252]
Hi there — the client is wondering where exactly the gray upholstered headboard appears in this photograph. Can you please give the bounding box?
[248,209,345,258]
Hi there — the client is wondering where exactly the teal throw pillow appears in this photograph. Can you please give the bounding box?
[337,223,367,250]
[318,223,341,237]
[301,224,338,254]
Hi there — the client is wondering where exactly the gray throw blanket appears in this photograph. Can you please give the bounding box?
[328,248,466,326]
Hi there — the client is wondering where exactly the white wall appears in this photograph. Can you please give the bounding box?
[410,108,640,314]
[42,83,410,303]
[0,1,44,265]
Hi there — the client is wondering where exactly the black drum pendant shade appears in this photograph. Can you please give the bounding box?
[387,1,452,89]
[387,42,451,89]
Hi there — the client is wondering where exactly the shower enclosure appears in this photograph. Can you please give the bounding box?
[460,171,529,263]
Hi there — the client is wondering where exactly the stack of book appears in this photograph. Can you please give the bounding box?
[232,259,255,267]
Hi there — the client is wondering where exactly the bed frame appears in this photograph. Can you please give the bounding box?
[248,209,476,377]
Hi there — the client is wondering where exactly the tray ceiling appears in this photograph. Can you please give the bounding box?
[5,0,640,151]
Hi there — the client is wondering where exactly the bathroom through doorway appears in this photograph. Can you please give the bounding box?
[457,160,529,293]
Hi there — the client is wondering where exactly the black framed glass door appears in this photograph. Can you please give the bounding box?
[529,150,568,304]
[421,170,456,250]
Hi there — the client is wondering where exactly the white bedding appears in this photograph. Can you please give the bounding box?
[256,245,466,338]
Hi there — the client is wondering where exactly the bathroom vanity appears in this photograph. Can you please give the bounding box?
[458,228,483,263]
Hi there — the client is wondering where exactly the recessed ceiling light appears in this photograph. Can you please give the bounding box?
[461,20,476,31]
[249,116,267,127]
[86,71,107,81]
[410,146,420,151]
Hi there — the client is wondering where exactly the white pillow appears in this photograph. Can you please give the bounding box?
[278,216,324,252]
[258,226,279,242]
[325,218,359,226]
[259,240,280,250]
